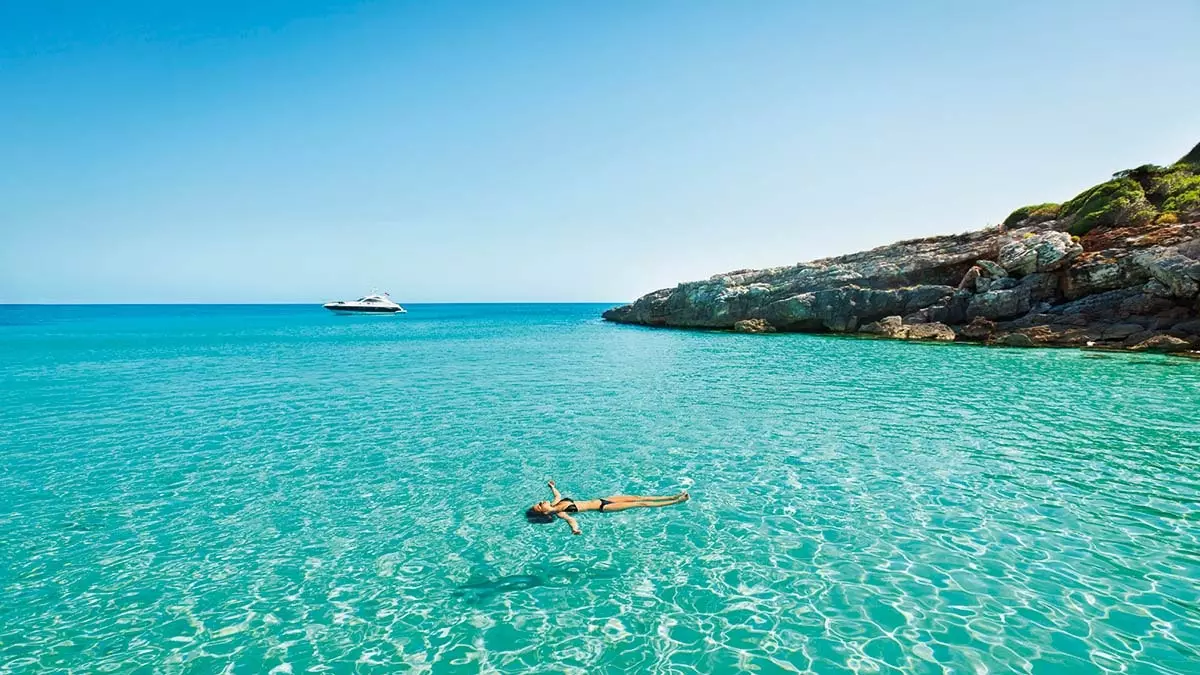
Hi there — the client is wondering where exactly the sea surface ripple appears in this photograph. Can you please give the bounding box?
[1,304,1198,674]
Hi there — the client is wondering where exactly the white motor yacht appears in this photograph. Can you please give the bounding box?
[323,293,407,315]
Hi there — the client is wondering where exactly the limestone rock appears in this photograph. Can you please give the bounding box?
[976,259,1007,278]
[1040,325,1097,347]
[1021,326,1057,344]
[604,212,1199,354]
[1000,333,1035,347]
[1100,323,1143,340]
[958,317,995,341]
[1174,319,1200,336]
[859,315,904,337]
[859,316,954,341]
[1134,247,1200,298]
[1129,334,1192,352]
[903,322,956,341]
[902,310,931,324]
[733,318,776,333]
[998,241,1038,277]
[604,228,1003,328]
[1030,231,1084,272]
[922,290,971,325]
[1122,330,1157,348]
[1152,307,1191,330]
[967,289,1030,321]
[1063,252,1147,300]
[999,231,1082,277]
[1144,279,1173,298]
[965,273,1055,321]
[759,284,956,333]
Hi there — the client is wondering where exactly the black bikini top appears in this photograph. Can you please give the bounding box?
[557,498,579,513]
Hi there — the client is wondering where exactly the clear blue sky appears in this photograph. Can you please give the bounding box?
[2,0,1198,303]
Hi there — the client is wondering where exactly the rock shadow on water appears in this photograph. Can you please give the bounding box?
[1080,351,1192,367]
[453,560,621,604]
[1121,358,1187,368]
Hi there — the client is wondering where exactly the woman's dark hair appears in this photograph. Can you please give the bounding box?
[525,507,554,524]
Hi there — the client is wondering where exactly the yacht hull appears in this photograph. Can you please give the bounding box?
[324,305,406,314]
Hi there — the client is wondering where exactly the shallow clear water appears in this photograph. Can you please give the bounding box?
[2,304,1199,674]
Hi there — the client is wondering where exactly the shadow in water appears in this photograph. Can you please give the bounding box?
[454,559,621,603]
[1122,359,1185,368]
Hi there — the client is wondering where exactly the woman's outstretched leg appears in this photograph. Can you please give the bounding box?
[605,493,687,504]
[598,493,689,512]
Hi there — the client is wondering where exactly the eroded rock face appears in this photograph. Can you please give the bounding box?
[603,228,1003,329]
[965,273,1058,321]
[603,219,1200,352]
[1062,251,1146,300]
[755,284,957,333]
[967,288,1031,321]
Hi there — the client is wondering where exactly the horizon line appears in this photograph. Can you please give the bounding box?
[0,301,627,306]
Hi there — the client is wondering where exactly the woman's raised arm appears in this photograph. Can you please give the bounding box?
[556,512,581,535]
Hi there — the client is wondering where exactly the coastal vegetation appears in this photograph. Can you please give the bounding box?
[1058,178,1156,235]
[1003,203,1060,229]
[1006,142,1200,236]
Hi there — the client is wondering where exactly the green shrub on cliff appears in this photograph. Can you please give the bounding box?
[1159,173,1200,214]
[1112,163,1171,183]
[1164,185,1200,214]
[1003,202,1060,228]
[999,142,1198,235]
[1177,141,1200,168]
[1059,178,1156,235]
[1145,168,1192,202]
[1111,164,1200,210]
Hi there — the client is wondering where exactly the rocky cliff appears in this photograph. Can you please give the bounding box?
[603,144,1200,353]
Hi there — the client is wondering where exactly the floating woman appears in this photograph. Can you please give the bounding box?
[525,480,689,535]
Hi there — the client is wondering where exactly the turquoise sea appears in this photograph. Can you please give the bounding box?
[1,303,1198,674]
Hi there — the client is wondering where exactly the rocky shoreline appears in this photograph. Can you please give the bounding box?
[603,145,1200,356]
